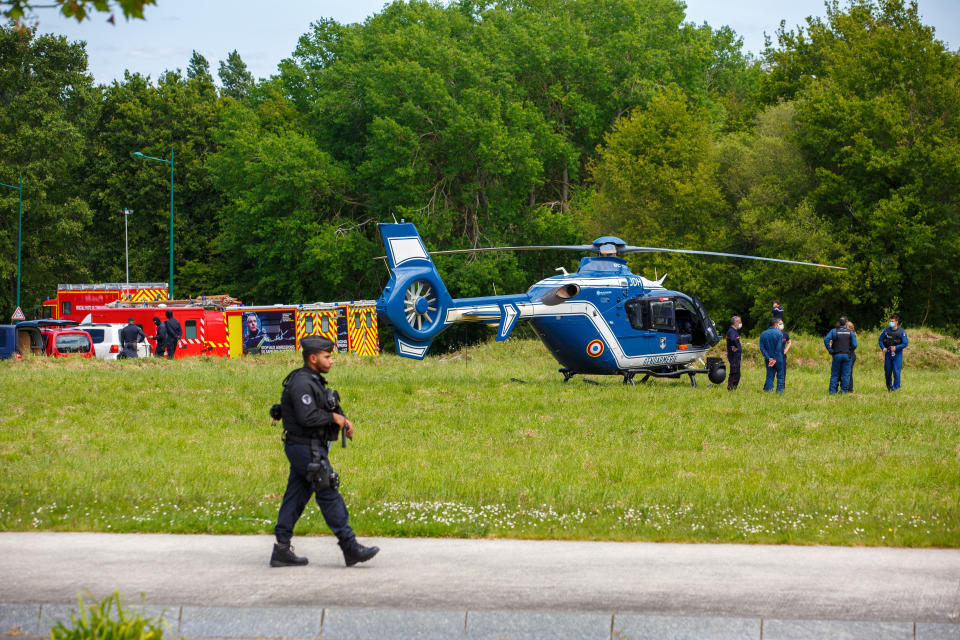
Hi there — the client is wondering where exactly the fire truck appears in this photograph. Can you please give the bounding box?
[41,283,168,321]
[77,296,238,358]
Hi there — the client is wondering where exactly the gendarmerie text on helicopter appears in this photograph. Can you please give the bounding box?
[376,222,844,386]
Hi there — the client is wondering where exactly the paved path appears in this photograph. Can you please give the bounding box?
[1,532,958,639]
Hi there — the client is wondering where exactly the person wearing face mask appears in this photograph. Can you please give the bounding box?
[725,316,743,390]
[824,316,858,394]
[759,317,786,393]
[878,314,908,391]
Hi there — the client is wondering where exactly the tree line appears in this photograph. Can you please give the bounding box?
[1,0,958,338]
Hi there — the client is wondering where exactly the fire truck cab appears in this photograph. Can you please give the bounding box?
[42,283,168,321]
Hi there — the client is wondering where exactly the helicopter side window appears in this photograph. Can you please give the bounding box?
[650,300,675,332]
[625,299,650,330]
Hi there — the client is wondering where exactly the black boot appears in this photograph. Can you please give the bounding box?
[342,542,379,567]
[270,543,308,567]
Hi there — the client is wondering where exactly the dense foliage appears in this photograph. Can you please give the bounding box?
[1,0,958,338]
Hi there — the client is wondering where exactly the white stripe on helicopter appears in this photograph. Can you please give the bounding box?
[444,297,706,369]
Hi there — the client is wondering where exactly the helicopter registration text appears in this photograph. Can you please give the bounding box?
[638,354,679,366]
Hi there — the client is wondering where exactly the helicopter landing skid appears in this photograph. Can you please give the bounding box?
[559,368,576,383]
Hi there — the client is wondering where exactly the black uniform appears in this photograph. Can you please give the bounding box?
[780,330,791,383]
[725,325,741,390]
[771,303,784,320]
[152,320,167,357]
[274,366,356,550]
[118,323,146,358]
[164,316,182,359]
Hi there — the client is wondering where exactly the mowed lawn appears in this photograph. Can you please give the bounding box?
[1,334,958,547]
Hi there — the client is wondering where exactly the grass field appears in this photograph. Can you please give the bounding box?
[2,332,958,547]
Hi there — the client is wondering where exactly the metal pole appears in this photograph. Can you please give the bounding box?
[1,176,22,311]
[16,175,22,309]
[123,209,131,286]
[168,147,174,300]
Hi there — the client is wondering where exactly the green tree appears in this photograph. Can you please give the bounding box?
[0,25,96,316]
[2,0,155,27]
[770,0,960,328]
[218,50,253,101]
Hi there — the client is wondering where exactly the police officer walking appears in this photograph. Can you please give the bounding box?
[118,317,146,358]
[163,309,181,359]
[824,316,857,394]
[270,336,379,568]
[879,314,908,391]
[725,316,742,390]
[151,316,167,357]
[759,317,785,394]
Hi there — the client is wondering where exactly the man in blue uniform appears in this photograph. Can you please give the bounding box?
[824,317,857,394]
[118,318,146,358]
[771,300,784,322]
[759,317,785,393]
[725,316,742,390]
[270,336,379,568]
[163,309,181,359]
[879,314,908,391]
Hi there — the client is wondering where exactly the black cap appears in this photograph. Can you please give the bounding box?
[301,336,335,355]
[153,317,161,324]
[128,317,135,323]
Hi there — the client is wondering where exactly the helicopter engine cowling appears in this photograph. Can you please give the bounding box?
[540,283,581,306]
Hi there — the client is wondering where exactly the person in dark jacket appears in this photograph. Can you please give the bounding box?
[725,315,742,390]
[771,300,784,321]
[270,336,379,568]
[163,309,182,359]
[879,314,908,391]
[846,320,857,391]
[118,317,146,358]
[779,322,792,385]
[758,317,785,393]
[151,316,167,358]
[824,317,858,394]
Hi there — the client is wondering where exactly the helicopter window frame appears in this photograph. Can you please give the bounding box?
[649,300,676,332]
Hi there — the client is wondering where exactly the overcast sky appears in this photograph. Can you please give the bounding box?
[34,0,960,87]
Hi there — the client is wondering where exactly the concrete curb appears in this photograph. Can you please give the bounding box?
[3,603,958,640]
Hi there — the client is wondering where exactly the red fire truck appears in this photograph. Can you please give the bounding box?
[77,297,237,358]
[41,283,168,321]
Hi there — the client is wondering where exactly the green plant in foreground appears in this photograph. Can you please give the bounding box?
[50,591,165,640]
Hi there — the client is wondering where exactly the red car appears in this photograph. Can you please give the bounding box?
[40,327,95,358]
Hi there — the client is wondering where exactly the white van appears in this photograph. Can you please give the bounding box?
[77,323,151,359]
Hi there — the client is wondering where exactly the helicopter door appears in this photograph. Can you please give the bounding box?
[687,293,720,346]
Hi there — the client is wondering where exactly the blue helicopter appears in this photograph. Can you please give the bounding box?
[376,222,844,385]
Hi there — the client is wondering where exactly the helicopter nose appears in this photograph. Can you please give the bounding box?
[414,296,429,314]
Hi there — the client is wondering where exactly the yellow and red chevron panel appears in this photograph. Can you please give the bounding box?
[295,310,338,351]
[346,305,379,356]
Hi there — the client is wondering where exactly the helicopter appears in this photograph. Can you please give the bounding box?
[375,222,845,385]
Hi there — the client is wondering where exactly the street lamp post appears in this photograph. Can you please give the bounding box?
[122,208,133,286]
[132,148,174,298]
[1,176,23,310]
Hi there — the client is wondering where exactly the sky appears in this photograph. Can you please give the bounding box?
[33,0,960,87]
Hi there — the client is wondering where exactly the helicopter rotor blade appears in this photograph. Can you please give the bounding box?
[619,246,846,270]
[374,245,596,260]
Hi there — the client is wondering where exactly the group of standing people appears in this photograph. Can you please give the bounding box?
[150,309,182,359]
[724,301,908,394]
[116,309,182,359]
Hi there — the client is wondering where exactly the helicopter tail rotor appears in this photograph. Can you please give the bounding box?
[376,223,454,359]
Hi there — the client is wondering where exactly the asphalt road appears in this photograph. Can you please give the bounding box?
[1,532,958,623]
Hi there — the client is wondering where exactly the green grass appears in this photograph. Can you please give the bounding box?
[2,333,958,547]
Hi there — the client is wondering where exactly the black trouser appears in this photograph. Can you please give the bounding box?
[165,339,178,359]
[727,352,741,389]
[274,442,355,548]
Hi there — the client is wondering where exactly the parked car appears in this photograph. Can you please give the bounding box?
[0,324,44,359]
[39,327,95,358]
[77,323,151,359]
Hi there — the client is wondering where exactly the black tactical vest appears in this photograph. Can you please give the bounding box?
[832,326,853,353]
[882,326,904,348]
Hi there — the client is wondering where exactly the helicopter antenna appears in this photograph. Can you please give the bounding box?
[556,267,569,276]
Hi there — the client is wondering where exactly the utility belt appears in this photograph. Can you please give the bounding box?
[282,431,340,491]
[282,431,318,446]
[833,350,852,356]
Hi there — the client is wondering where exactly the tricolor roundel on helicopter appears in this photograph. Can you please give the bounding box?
[375,222,845,385]
[586,339,605,357]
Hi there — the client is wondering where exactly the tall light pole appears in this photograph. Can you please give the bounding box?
[122,208,133,286]
[132,148,174,298]
[1,176,23,310]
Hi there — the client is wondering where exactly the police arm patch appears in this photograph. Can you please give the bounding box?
[301,394,313,405]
